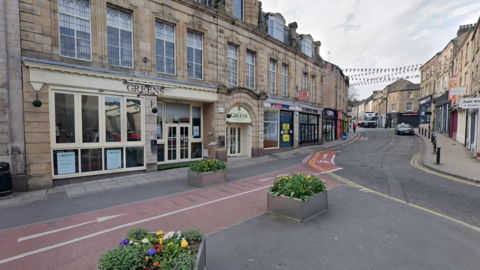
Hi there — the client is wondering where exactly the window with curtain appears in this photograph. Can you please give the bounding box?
[155,21,175,74]
[58,0,91,60]
[227,44,238,86]
[187,31,203,79]
[269,60,276,94]
[107,6,133,68]
[246,51,255,89]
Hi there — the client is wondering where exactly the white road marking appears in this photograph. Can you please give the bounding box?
[17,214,126,242]
[258,178,274,182]
[381,134,395,152]
[0,186,269,265]
[331,155,336,164]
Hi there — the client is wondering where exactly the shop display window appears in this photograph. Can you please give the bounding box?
[82,95,99,143]
[126,99,142,141]
[105,97,122,142]
[157,103,163,139]
[166,103,190,123]
[126,147,144,168]
[53,149,79,175]
[81,149,102,172]
[104,148,124,170]
[192,106,201,139]
[55,93,76,143]
[264,109,279,148]
[191,142,202,159]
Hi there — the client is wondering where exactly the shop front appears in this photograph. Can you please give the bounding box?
[298,107,320,146]
[467,108,478,158]
[433,92,450,133]
[226,107,252,157]
[322,108,337,141]
[449,107,458,140]
[418,95,432,129]
[389,113,419,127]
[337,111,344,137]
[263,101,296,152]
[23,59,217,188]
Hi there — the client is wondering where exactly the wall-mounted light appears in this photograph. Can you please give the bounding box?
[32,93,42,107]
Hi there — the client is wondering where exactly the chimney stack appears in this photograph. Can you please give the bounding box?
[457,23,477,36]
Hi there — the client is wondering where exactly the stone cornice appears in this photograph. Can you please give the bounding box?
[218,84,267,100]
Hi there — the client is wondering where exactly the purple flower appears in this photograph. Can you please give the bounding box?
[146,248,156,256]
[119,239,129,247]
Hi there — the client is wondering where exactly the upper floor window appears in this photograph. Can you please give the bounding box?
[407,91,413,98]
[193,0,213,7]
[281,64,288,96]
[268,16,284,42]
[58,0,92,60]
[311,77,315,102]
[155,22,175,75]
[303,73,308,91]
[406,103,413,111]
[107,6,133,68]
[391,104,396,112]
[246,51,255,89]
[301,38,312,58]
[227,44,238,86]
[187,31,203,79]
[269,60,277,94]
[233,0,243,20]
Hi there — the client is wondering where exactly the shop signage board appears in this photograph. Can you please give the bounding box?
[270,103,290,109]
[419,96,432,105]
[449,87,467,96]
[126,84,165,95]
[57,152,76,175]
[259,132,264,141]
[106,150,122,170]
[298,91,309,101]
[302,108,318,114]
[448,76,457,101]
[459,98,480,109]
[226,107,251,123]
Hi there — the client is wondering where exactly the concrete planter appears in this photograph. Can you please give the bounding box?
[196,236,207,270]
[267,191,328,222]
[188,170,226,188]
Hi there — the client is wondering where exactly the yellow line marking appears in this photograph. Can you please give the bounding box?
[410,154,480,188]
[306,140,480,233]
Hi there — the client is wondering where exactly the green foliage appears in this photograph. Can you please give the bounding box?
[126,227,149,241]
[269,173,326,203]
[169,253,198,270]
[181,229,204,243]
[98,247,142,270]
[189,159,227,173]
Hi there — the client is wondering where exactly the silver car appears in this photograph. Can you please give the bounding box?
[395,123,414,135]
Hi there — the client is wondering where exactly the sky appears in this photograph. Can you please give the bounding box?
[261,0,480,100]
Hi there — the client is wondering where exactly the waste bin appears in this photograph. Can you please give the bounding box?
[0,162,13,197]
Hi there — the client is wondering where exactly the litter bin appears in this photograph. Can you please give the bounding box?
[0,162,13,197]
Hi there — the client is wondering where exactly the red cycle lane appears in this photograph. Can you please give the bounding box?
[0,162,341,270]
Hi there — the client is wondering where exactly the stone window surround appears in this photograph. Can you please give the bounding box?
[246,50,255,89]
[107,6,134,68]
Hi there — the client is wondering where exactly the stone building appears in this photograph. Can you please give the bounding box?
[13,0,349,190]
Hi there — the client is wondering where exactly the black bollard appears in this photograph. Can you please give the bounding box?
[436,147,441,164]
[433,139,437,153]
[428,131,430,139]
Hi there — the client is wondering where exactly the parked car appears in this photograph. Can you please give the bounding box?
[395,123,414,135]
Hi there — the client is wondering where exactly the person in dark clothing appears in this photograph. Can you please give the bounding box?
[353,123,357,133]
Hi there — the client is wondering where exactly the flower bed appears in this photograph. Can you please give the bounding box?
[268,173,328,222]
[188,159,227,188]
[98,227,205,270]
[269,173,326,202]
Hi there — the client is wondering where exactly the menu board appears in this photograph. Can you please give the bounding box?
[57,152,76,175]
[106,149,122,170]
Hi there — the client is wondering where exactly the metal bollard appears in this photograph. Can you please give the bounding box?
[428,131,430,139]
[431,134,435,143]
[433,139,437,153]
[436,147,441,164]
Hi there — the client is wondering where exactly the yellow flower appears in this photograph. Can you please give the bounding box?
[156,231,164,236]
[181,240,188,248]
[130,238,135,241]
[159,238,163,244]
[168,242,173,245]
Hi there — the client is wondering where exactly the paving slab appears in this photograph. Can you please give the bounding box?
[0,193,24,208]
[64,184,87,197]
[46,186,65,195]
[131,177,152,185]
[114,178,137,187]
[20,190,46,204]
[81,181,105,193]
[98,180,121,190]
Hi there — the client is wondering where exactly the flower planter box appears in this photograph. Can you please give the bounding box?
[196,236,206,270]
[267,190,328,222]
[188,170,226,188]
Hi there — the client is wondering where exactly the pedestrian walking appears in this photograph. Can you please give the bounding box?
[353,123,356,133]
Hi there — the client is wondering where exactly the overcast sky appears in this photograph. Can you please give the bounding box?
[261,0,480,100]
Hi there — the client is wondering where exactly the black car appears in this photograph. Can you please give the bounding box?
[395,123,414,135]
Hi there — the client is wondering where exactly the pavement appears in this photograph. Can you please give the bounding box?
[0,131,359,209]
[416,130,480,183]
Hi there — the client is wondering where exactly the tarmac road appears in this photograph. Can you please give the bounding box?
[333,127,480,228]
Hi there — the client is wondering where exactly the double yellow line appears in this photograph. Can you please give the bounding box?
[411,154,480,187]
[306,135,480,233]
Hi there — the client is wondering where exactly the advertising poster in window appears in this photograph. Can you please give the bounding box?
[193,126,200,137]
[57,152,76,175]
[106,150,122,170]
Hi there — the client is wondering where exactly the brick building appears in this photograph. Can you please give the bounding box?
[7,0,349,190]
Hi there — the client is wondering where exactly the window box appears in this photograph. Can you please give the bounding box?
[267,190,328,222]
[188,170,226,188]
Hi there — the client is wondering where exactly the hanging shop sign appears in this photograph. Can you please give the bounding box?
[226,107,252,123]
[449,87,467,96]
[459,98,480,109]
[448,76,457,101]
[270,103,290,109]
[338,111,344,119]
[298,91,309,101]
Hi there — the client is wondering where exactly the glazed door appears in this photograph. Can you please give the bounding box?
[166,125,189,162]
[227,126,241,156]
